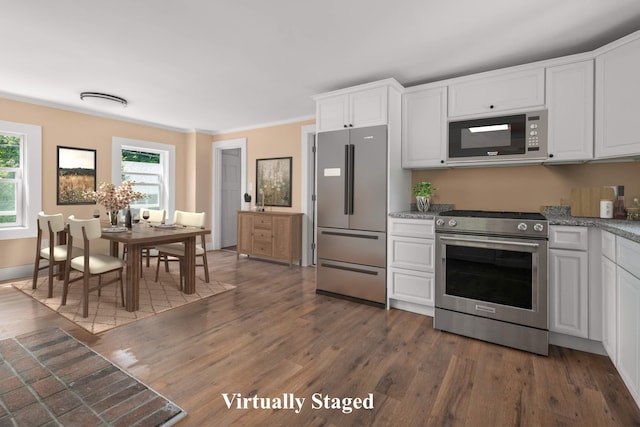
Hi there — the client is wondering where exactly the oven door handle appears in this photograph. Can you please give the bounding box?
[439,235,540,248]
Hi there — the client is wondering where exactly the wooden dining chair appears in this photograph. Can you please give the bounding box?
[32,212,83,298]
[62,216,126,318]
[154,210,209,290]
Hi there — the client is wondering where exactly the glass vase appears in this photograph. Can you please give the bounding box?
[109,210,119,227]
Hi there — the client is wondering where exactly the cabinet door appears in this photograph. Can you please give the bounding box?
[272,216,292,260]
[388,236,434,272]
[448,68,545,117]
[602,256,617,363]
[317,95,349,132]
[349,86,388,129]
[388,268,435,306]
[546,60,594,162]
[402,86,447,168]
[595,36,640,158]
[237,213,253,254]
[617,267,640,401]
[549,248,589,338]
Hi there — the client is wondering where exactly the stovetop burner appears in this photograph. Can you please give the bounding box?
[439,210,546,221]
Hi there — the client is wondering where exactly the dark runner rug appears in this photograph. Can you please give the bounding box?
[0,328,185,426]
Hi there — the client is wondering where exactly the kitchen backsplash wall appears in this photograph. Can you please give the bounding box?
[412,162,640,212]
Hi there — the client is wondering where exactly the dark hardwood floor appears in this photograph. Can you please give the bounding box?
[3,250,640,426]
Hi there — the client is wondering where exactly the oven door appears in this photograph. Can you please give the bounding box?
[435,232,548,330]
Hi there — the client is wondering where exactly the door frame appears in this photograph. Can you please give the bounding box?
[212,138,247,250]
[300,124,316,266]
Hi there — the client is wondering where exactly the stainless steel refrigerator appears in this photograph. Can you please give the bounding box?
[316,125,387,305]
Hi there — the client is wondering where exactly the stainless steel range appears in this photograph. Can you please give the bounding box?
[434,210,549,355]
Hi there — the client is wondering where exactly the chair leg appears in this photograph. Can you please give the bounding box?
[62,261,71,306]
[155,254,162,282]
[98,275,102,296]
[47,260,55,298]
[32,256,41,290]
[202,252,210,283]
[82,272,90,318]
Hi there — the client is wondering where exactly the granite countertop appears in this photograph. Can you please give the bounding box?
[543,206,640,244]
[389,205,640,243]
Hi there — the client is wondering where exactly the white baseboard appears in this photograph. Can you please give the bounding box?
[0,264,33,282]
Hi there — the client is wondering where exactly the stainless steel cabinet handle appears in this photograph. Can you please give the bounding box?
[320,263,378,276]
[320,231,379,239]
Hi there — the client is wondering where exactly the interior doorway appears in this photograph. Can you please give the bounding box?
[212,138,247,251]
[220,148,241,249]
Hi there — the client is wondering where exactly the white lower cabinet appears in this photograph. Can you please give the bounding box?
[387,217,435,316]
[549,226,589,338]
[616,236,640,406]
[601,231,617,362]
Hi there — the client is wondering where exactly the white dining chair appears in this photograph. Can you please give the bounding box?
[154,210,210,289]
[32,212,83,298]
[62,216,126,318]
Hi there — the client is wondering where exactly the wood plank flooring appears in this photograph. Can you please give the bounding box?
[3,250,640,426]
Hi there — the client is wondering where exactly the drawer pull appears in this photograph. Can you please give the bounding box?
[321,263,378,276]
[321,231,379,240]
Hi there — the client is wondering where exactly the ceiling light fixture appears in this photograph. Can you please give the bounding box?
[80,92,127,108]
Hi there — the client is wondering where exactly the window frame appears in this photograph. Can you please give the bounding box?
[0,120,42,240]
[112,137,175,217]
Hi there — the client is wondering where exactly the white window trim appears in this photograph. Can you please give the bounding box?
[0,120,41,240]
[112,137,175,218]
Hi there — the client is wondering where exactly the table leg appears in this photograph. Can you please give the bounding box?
[183,236,196,294]
[125,244,141,311]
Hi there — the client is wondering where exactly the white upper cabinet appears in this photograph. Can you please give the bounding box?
[545,60,594,162]
[595,33,640,159]
[315,84,388,132]
[448,68,545,117]
[401,85,447,168]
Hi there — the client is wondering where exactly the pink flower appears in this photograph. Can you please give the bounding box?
[85,181,146,211]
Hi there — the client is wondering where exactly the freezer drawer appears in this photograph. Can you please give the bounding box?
[317,227,386,267]
[317,259,386,304]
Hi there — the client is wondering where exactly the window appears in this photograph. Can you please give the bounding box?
[0,120,41,240]
[112,137,175,217]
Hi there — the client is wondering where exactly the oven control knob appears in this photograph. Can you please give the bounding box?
[533,223,544,232]
[517,223,528,231]
[448,219,457,227]
[436,218,445,226]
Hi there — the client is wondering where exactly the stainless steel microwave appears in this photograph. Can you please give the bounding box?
[448,110,547,163]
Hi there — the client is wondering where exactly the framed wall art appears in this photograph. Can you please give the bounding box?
[256,157,292,207]
[56,146,97,205]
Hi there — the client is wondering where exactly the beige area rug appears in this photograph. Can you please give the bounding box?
[12,267,235,335]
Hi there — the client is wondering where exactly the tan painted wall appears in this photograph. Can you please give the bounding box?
[211,119,315,213]
[412,162,640,212]
[0,98,190,269]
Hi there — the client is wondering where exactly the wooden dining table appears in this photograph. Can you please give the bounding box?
[100,225,211,312]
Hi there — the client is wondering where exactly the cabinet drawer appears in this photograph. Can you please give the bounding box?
[602,231,616,261]
[318,228,386,268]
[254,215,273,229]
[618,237,640,278]
[254,229,272,242]
[252,241,272,257]
[389,218,434,238]
[549,226,588,251]
[388,268,434,306]
[388,236,434,272]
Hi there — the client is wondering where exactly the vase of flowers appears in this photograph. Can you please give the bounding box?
[86,181,145,226]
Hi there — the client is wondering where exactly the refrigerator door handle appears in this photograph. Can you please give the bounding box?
[320,230,380,240]
[348,144,355,215]
[344,144,350,215]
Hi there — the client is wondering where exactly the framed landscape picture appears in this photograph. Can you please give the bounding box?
[256,157,292,207]
[56,146,96,205]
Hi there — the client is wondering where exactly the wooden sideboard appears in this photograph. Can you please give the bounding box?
[237,211,303,267]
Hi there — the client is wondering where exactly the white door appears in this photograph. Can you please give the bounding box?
[221,148,241,248]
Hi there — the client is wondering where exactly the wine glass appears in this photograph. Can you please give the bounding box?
[92,209,100,219]
[142,210,150,226]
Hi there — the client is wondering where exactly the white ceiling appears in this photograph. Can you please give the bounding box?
[3,1,640,134]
